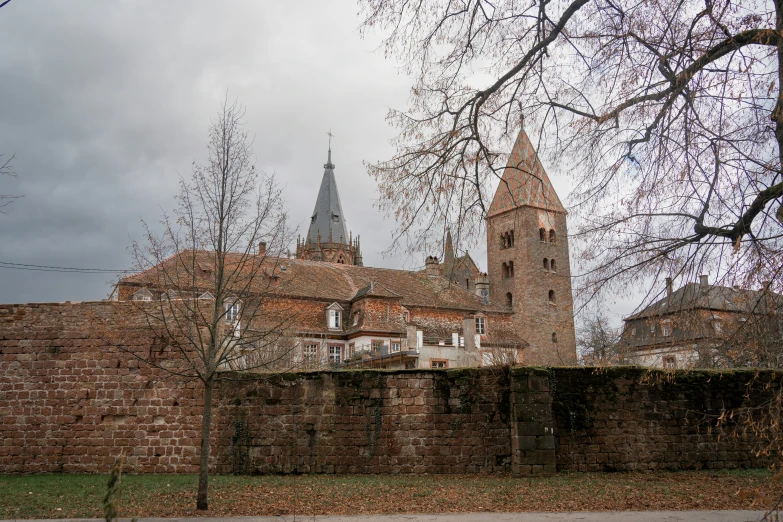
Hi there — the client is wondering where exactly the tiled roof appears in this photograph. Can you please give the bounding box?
[626,283,781,321]
[488,129,565,216]
[119,251,507,313]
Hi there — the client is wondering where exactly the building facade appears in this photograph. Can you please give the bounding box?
[118,132,577,368]
[620,275,781,368]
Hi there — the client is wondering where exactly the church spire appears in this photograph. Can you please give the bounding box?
[444,228,455,264]
[305,138,350,247]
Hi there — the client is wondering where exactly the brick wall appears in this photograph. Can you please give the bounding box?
[1,301,780,474]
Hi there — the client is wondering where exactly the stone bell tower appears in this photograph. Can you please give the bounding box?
[486,129,576,364]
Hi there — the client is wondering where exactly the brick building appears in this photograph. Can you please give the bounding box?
[117,129,577,367]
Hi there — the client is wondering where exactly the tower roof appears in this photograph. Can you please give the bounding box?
[488,129,565,216]
[306,146,351,245]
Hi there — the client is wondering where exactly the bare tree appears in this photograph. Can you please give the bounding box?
[577,313,623,366]
[104,98,292,510]
[358,0,783,307]
[0,154,21,213]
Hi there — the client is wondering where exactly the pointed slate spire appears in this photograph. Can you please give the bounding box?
[306,144,350,246]
[444,228,455,265]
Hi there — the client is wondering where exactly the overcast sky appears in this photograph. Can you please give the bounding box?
[0,1,632,323]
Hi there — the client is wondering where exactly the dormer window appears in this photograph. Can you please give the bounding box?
[311,213,317,224]
[332,213,340,222]
[133,288,153,302]
[329,310,341,329]
[326,302,343,330]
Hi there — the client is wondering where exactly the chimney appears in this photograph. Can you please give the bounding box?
[474,272,489,303]
[406,324,417,350]
[699,275,709,289]
[666,277,673,297]
[462,315,476,352]
[425,256,440,278]
[258,242,267,257]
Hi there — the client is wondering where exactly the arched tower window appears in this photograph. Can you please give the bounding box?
[539,228,546,241]
[550,259,557,272]
[506,292,513,307]
[543,258,549,271]
[508,261,514,277]
[549,229,556,243]
[502,262,508,278]
[548,290,556,303]
[552,332,558,343]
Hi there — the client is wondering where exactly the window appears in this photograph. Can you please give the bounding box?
[550,259,557,272]
[539,228,546,241]
[552,332,558,343]
[549,229,556,243]
[475,317,486,335]
[508,261,514,277]
[391,342,401,353]
[502,262,508,278]
[337,255,345,264]
[303,344,319,366]
[403,311,410,323]
[431,359,448,369]
[543,258,549,271]
[713,321,723,334]
[348,343,355,359]
[332,213,340,222]
[328,345,342,365]
[548,290,555,303]
[650,324,655,333]
[662,322,671,337]
[465,278,471,290]
[663,355,676,369]
[371,339,384,353]
[416,330,423,349]
[509,230,514,247]
[225,300,240,323]
[328,309,341,329]
[311,213,317,224]
[631,327,636,336]
[506,292,513,307]
[133,289,152,302]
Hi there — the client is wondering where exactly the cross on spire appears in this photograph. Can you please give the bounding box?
[325,129,335,168]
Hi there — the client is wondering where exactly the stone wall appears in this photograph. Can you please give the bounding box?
[1,301,780,474]
[213,369,511,475]
[551,367,778,471]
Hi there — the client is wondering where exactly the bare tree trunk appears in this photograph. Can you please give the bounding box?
[197,379,213,510]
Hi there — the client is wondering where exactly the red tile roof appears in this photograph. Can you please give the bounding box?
[119,251,508,313]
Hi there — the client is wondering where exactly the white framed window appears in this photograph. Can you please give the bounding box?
[371,340,384,353]
[391,342,400,353]
[303,343,319,364]
[650,324,655,334]
[431,359,447,369]
[475,317,486,335]
[329,309,341,329]
[328,345,342,365]
[662,322,671,337]
[133,288,153,302]
[225,301,240,323]
[403,311,410,323]
[631,327,636,336]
